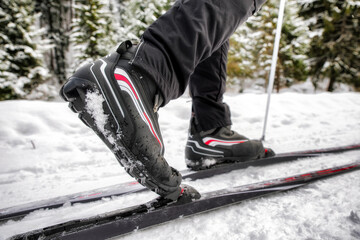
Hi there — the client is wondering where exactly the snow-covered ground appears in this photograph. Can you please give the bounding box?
[0,92,359,239]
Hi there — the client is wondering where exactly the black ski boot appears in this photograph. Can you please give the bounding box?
[60,41,195,201]
[185,117,275,170]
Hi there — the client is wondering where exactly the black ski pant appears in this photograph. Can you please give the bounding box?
[132,0,267,131]
[189,40,231,131]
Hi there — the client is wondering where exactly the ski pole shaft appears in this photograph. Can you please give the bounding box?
[261,0,287,141]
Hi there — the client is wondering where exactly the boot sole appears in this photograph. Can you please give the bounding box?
[60,75,164,191]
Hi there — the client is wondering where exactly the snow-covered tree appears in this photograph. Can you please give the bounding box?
[120,0,174,39]
[276,0,310,91]
[299,0,360,91]
[35,0,73,84]
[227,0,310,92]
[0,0,49,100]
[71,0,118,67]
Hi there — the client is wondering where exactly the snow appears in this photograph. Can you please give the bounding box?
[85,90,116,145]
[0,92,360,239]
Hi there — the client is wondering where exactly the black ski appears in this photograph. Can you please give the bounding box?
[1,144,359,222]
[10,160,360,240]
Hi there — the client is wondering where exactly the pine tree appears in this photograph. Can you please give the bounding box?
[0,0,49,100]
[300,0,360,91]
[35,0,72,84]
[227,0,309,92]
[276,0,309,91]
[120,0,174,39]
[71,0,118,67]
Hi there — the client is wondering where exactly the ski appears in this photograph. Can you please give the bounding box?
[1,144,359,222]
[10,160,360,240]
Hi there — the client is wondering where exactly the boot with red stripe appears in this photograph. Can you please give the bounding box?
[60,40,199,201]
[185,116,275,170]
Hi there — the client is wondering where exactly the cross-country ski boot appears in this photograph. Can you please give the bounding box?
[185,116,275,170]
[60,40,199,201]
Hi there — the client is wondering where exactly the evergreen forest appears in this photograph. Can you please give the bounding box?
[0,0,359,100]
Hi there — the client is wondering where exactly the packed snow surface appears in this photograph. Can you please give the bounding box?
[0,92,359,239]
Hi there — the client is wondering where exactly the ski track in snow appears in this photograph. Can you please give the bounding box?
[0,92,359,239]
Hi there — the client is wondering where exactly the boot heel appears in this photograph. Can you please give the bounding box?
[60,77,99,128]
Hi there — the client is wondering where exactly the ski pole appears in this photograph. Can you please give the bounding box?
[261,0,286,141]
